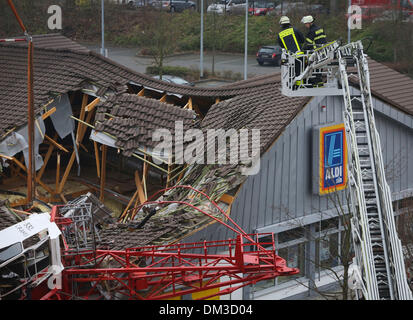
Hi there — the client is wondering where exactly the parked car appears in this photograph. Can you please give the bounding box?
[272,1,305,14]
[126,0,145,7]
[269,2,326,15]
[207,0,245,14]
[248,1,275,15]
[124,0,157,8]
[152,0,196,12]
[153,75,195,86]
[256,45,282,66]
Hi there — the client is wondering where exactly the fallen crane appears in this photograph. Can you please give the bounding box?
[43,186,298,300]
[0,187,298,300]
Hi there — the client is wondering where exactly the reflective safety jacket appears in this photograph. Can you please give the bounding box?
[277,26,305,55]
[304,24,327,50]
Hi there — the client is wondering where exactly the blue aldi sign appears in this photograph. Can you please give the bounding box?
[313,123,347,195]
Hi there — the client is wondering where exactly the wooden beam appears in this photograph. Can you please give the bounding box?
[37,137,55,180]
[44,134,69,153]
[134,170,146,205]
[0,154,55,196]
[137,88,145,96]
[119,189,138,221]
[10,208,30,216]
[10,198,28,208]
[58,151,76,194]
[99,145,107,202]
[79,107,96,140]
[215,98,220,104]
[64,188,92,199]
[59,193,68,204]
[188,97,193,110]
[41,106,56,120]
[166,156,172,188]
[219,193,234,205]
[176,164,187,183]
[85,97,100,112]
[159,94,167,102]
[0,154,25,170]
[79,143,88,153]
[57,94,93,194]
[94,141,101,178]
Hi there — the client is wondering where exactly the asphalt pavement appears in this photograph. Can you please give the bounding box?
[83,44,280,86]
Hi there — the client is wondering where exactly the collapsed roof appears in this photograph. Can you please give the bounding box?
[94,93,198,156]
[1,34,413,249]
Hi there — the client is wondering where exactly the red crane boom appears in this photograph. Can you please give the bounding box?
[41,185,299,300]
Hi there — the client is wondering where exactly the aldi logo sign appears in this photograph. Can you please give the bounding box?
[313,123,347,195]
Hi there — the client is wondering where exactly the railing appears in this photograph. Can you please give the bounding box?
[280,41,342,97]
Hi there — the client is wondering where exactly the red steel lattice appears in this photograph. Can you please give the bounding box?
[43,186,299,300]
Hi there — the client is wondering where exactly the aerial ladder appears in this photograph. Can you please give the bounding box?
[281,40,413,300]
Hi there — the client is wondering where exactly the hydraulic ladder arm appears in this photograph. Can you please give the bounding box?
[281,41,412,300]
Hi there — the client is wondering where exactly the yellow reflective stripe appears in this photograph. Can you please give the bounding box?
[291,33,301,52]
[306,37,314,44]
[279,28,292,50]
[279,27,301,52]
[314,35,326,41]
[315,28,324,35]
[279,28,294,38]
[314,40,337,52]
[280,36,288,51]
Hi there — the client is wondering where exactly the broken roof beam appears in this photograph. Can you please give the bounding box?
[119,189,138,222]
[37,133,57,180]
[99,145,107,202]
[94,141,101,178]
[134,170,146,206]
[41,106,56,120]
[183,97,193,110]
[76,93,89,147]
[44,134,69,153]
[159,94,167,102]
[85,97,100,112]
[57,94,94,195]
[0,154,55,196]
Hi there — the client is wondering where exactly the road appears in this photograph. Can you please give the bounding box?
[83,44,280,86]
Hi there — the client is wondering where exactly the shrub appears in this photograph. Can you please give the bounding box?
[146,65,192,78]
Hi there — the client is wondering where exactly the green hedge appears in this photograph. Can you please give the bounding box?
[146,65,192,77]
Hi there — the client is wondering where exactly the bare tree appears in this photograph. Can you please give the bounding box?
[264,184,355,300]
[139,11,178,79]
[396,200,413,291]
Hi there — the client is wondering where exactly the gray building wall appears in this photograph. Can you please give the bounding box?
[186,92,413,244]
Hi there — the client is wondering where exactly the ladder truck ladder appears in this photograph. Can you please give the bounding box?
[281,41,412,300]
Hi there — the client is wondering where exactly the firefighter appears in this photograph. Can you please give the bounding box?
[277,16,305,87]
[301,15,327,87]
[277,16,305,54]
[301,15,327,50]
